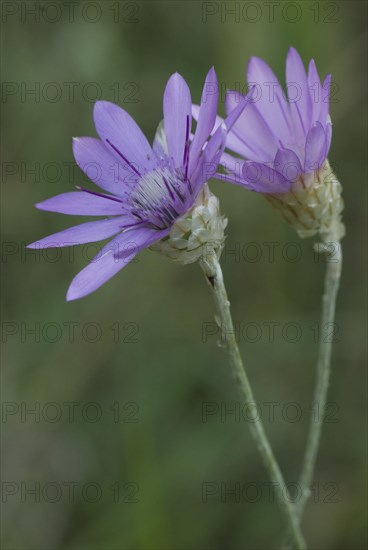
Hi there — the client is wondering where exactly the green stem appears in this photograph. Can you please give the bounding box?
[200,250,306,550]
[281,240,342,548]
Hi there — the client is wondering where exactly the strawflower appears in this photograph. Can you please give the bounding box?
[210,47,344,242]
[28,69,247,301]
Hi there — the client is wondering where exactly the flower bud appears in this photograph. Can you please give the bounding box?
[266,160,345,242]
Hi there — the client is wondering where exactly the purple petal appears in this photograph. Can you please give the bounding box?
[247,56,291,144]
[219,152,244,183]
[163,73,192,169]
[192,105,222,135]
[214,171,247,187]
[225,90,279,162]
[27,217,131,249]
[192,93,251,190]
[224,89,254,131]
[286,47,311,141]
[188,67,218,176]
[93,101,156,174]
[319,74,331,127]
[66,227,168,301]
[36,191,126,216]
[193,105,251,160]
[242,161,290,193]
[307,59,322,125]
[192,122,227,190]
[274,147,303,182]
[73,137,138,196]
[304,122,327,173]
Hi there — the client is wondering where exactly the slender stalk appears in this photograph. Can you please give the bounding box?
[281,240,342,548]
[200,249,307,550]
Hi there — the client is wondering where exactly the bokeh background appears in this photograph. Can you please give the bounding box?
[2,1,367,549]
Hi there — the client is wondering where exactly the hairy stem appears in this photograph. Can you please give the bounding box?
[200,250,307,550]
[281,240,342,548]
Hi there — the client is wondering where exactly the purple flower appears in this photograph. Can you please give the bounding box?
[210,47,332,193]
[28,69,248,301]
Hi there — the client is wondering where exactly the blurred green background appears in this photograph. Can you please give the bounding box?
[2,1,367,549]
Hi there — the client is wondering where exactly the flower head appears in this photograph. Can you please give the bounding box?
[28,69,248,300]
[210,48,344,241]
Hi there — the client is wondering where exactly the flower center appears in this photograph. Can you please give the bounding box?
[129,167,189,230]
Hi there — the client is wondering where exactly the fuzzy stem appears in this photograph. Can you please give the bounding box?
[200,250,307,550]
[281,240,342,548]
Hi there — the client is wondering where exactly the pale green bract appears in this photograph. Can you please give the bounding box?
[150,184,227,264]
[266,159,345,242]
